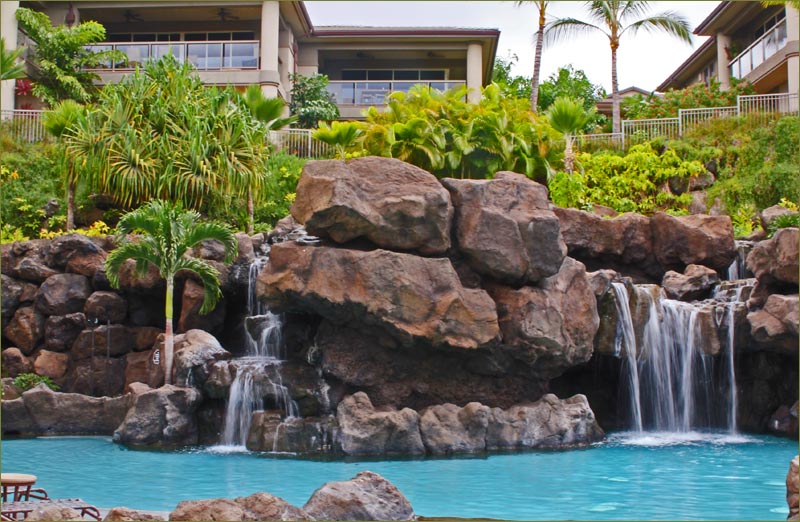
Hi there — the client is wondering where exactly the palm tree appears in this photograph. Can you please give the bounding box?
[42,100,86,230]
[547,96,596,174]
[546,1,691,133]
[104,201,237,385]
[516,1,549,112]
[0,38,26,82]
[313,121,363,160]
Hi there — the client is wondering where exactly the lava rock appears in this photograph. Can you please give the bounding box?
[336,392,425,456]
[788,455,799,521]
[32,350,69,381]
[662,264,720,301]
[651,213,735,273]
[177,279,226,335]
[172,329,232,387]
[442,172,566,285]
[419,402,491,453]
[747,228,799,287]
[35,273,92,316]
[291,156,453,255]
[103,507,165,521]
[113,384,201,447]
[1,348,32,377]
[84,291,128,323]
[170,492,310,521]
[3,306,45,354]
[303,471,415,521]
[748,294,799,355]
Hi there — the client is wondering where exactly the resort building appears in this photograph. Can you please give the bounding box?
[658,0,799,95]
[0,1,499,118]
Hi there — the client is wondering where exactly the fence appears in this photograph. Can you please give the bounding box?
[1,109,47,142]
[269,129,333,158]
[576,132,624,152]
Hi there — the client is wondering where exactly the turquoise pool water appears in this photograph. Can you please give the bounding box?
[2,432,796,520]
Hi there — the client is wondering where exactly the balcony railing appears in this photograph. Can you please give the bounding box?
[1,109,47,142]
[730,18,787,79]
[85,41,260,71]
[326,80,466,105]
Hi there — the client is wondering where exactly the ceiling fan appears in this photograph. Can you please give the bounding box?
[217,8,239,22]
[123,10,143,23]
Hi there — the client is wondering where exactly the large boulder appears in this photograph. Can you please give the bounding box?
[170,492,310,521]
[303,471,415,521]
[35,273,92,316]
[103,507,165,521]
[553,207,656,280]
[291,156,453,255]
[3,306,45,354]
[177,279,226,335]
[44,233,104,269]
[84,291,127,323]
[2,383,132,435]
[747,228,799,288]
[172,329,232,387]
[748,294,799,355]
[788,455,799,521]
[1,348,32,377]
[113,384,202,447]
[247,413,337,453]
[335,392,425,456]
[661,264,720,301]
[44,313,86,352]
[486,394,604,449]
[650,213,735,273]
[419,402,491,454]
[2,274,24,322]
[71,325,134,359]
[442,172,566,284]
[32,350,69,382]
[489,257,599,379]
[259,243,499,349]
[1,240,55,282]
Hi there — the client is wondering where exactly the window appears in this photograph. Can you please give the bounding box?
[342,69,447,81]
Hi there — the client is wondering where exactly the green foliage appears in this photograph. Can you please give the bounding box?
[359,83,560,181]
[537,65,606,114]
[0,37,26,83]
[549,143,701,214]
[730,203,761,238]
[0,138,66,238]
[289,74,340,128]
[254,154,306,230]
[313,121,364,160]
[242,85,296,130]
[625,79,756,119]
[62,56,270,230]
[13,373,59,392]
[15,7,125,105]
[768,213,800,237]
[491,54,531,102]
[547,96,595,135]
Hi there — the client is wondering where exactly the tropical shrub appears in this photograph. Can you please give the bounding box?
[549,143,702,214]
[289,74,339,128]
[623,79,756,119]
[313,121,363,160]
[359,83,560,181]
[13,373,59,392]
[768,213,800,237]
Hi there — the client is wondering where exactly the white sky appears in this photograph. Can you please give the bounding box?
[304,1,719,93]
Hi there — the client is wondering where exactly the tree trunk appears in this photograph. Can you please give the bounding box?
[611,42,621,135]
[564,134,574,174]
[530,2,546,112]
[164,276,174,386]
[66,178,75,231]
[247,187,254,235]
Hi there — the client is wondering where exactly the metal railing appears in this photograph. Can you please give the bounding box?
[1,109,47,142]
[326,80,466,105]
[679,105,738,131]
[269,129,334,159]
[576,132,624,151]
[730,18,787,79]
[622,117,680,144]
[85,40,260,71]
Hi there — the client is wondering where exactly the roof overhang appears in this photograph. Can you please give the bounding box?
[695,1,774,35]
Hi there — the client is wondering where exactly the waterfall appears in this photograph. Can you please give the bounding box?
[726,240,754,281]
[613,281,748,433]
[217,253,299,450]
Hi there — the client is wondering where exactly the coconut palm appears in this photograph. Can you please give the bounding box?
[546,1,691,133]
[42,99,86,230]
[547,96,596,174]
[516,1,549,112]
[104,201,237,386]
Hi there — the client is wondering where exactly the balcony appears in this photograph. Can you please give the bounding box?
[85,41,260,71]
[326,80,466,106]
[729,18,787,79]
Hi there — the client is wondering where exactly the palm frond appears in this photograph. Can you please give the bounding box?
[625,13,692,43]
[183,223,238,263]
[544,18,606,47]
[173,257,222,315]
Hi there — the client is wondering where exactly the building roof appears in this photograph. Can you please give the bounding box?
[312,25,501,36]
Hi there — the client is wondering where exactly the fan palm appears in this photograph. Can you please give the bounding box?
[547,96,596,174]
[313,121,363,160]
[546,1,691,133]
[104,201,237,385]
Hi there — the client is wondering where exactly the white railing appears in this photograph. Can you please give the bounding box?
[326,80,466,106]
[269,129,334,158]
[622,117,680,143]
[679,105,738,131]
[576,132,624,150]
[1,109,47,142]
[739,92,799,115]
[730,18,787,79]
[85,40,260,71]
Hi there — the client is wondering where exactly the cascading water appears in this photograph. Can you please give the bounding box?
[217,251,299,450]
[613,279,750,434]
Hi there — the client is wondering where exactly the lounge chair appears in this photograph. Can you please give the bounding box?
[0,498,101,521]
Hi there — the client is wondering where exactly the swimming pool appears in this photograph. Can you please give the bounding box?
[2,432,795,520]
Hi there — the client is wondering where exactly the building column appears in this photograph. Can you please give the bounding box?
[1,1,20,114]
[716,33,732,91]
[466,42,482,104]
[259,0,281,98]
[786,4,799,98]
[296,45,319,77]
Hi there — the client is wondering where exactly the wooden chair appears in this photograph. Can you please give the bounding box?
[1,499,101,521]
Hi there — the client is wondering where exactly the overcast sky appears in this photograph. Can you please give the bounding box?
[304,1,718,93]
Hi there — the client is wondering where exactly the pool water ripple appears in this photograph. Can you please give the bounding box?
[1,432,795,520]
